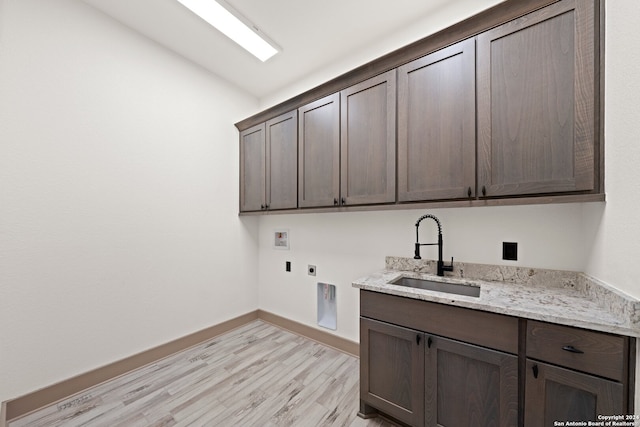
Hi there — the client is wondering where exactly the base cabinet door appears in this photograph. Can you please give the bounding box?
[425,335,518,427]
[524,360,624,426]
[360,317,425,426]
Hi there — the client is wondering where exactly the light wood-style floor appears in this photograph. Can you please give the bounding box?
[9,320,396,427]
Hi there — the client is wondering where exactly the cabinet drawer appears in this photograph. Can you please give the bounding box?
[526,320,626,381]
[360,290,518,354]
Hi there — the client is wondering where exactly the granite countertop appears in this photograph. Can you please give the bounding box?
[352,256,640,338]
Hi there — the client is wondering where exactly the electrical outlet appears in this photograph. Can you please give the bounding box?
[503,242,518,261]
[308,265,316,276]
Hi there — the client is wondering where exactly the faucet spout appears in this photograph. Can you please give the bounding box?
[414,214,454,277]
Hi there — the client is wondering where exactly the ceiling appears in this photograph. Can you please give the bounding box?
[81,0,468,100]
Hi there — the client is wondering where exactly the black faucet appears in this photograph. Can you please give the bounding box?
[414,214,454,277]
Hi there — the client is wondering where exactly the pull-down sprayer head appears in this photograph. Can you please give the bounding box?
[414,214,453,277]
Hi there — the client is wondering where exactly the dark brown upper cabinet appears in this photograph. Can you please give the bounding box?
[340,70,396,205]
[237,0,603,214]
[298,93,340,208]
[239,110,297,212]
[398,39,476,202]
[477,0,597,197]
[266,111,298,210]
[239,123,265,212]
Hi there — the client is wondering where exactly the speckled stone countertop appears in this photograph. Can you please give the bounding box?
[352,256,640,337]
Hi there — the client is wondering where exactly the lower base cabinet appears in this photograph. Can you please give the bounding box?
[525,320,629,425]
[359,290,634,427]
[524,360,624,426]
[425,336,518,426]
[360,318,424,426]
[360,317,517,427]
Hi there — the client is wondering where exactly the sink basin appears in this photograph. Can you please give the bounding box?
[389,276,480,298]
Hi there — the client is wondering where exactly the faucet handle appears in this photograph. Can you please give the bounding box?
[443,257,454,272]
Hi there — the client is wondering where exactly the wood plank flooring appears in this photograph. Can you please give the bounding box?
[9,320,395,427]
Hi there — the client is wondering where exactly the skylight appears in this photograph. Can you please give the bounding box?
[176,0,279,62]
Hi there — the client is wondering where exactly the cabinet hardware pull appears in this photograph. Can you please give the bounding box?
[532,364,539,379]
[482,186,486,197]
[427,337,433,348]
[341,197,346,205]
[334,198,338,206]
[416,335,421,345]
[562,345,584,354]
[467,187,472,198]
[260,204,265,210]
[265,204,269,209]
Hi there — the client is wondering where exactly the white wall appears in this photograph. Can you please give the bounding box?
[257,0,640,345]
[583,0,640,298]
[2,0,638,408]
[258,205,589,342]
[259,0,504,110]
[0,0,259,402]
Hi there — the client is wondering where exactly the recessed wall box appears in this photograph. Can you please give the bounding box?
[317,283,336,330]
[503,242,518,261]
[273,229,289,250]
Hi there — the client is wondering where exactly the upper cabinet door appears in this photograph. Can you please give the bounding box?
[397,39,476,202]
[341,70,396,206]
[298,94,340,208]
[239,123,265,212]
[266,111,298,210]
[477,0,596,197]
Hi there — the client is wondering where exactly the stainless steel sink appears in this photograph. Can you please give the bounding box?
[389,276,480,297]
